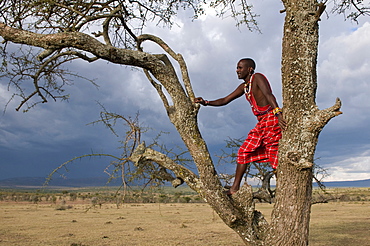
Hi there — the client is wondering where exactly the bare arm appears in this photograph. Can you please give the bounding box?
[194,83,245,106]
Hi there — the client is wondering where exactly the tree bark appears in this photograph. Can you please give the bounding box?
[265,1,341,245]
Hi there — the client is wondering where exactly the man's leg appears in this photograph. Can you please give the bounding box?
[226,163,248,195]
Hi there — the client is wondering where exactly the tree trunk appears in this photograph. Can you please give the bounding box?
[265,1,341,245]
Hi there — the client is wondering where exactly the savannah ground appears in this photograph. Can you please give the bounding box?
[0,187,369,246]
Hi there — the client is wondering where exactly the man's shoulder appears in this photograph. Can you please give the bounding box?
[254,72,267,78]
[253,73,268,83]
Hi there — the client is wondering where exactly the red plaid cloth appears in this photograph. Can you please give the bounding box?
[237,112,281,169]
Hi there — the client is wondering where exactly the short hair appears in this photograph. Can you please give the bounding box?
[239,58,256,70]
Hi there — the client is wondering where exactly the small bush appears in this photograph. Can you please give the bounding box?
[55,205,73,210]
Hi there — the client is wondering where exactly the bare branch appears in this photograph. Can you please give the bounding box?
[43,153,122,187]
[137,34,197,103]
[143,68,171,111]
[118,5,138,42]
[65,51,99,62]
[130,142,200,190]
[177,53,196,102]
[314,97,342,131]
[252,171,275,203]
[102,7,122,46]
[37,49,57,61]
[210,0,260,32]
[0,22,159,68]
[15,90,39,112]
[331,0,370,22]
[137,34,178,58]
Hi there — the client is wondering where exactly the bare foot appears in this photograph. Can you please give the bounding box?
[224,188,238,196]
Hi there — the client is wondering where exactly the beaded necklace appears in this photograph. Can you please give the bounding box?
[244,78,252,99]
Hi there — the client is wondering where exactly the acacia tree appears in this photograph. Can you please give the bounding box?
[0,0,368,245]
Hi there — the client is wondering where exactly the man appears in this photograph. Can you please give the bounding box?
[194,58,287,195]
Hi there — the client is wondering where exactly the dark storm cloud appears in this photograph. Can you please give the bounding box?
[1,1,369,181]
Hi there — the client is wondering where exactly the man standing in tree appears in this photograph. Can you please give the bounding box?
[195,58,287,195]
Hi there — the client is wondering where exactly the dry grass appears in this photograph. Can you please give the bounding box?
[309,202,370,246]
[0,202,245,246]
[0,199,370,245]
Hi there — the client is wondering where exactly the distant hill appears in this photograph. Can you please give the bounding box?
[0,177,369,189]
[316,179,370,188]
[0,177,122,188]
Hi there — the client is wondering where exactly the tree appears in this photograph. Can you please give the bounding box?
[0,0,367,245]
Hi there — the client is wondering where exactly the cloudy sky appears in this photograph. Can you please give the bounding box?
[1,1,369,182]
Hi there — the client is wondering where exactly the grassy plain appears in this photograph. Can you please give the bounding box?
[0,188,370,246]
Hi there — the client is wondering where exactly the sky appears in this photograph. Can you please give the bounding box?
[0,1,370,182]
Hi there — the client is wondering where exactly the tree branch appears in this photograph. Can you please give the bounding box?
[14,50,98,110]
[312,97,342,131]
[102,7,123,46]
[315,2,326,21]
[15,90,39,112]
[177,53,197,102]
[37,49,57,62]
[137,34,196,101]
[253,171,275,203]
[142,68,171,111]
[0,22,158,69]
[130,142,200,190]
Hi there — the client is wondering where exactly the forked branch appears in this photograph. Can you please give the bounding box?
[137,34,196,102]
